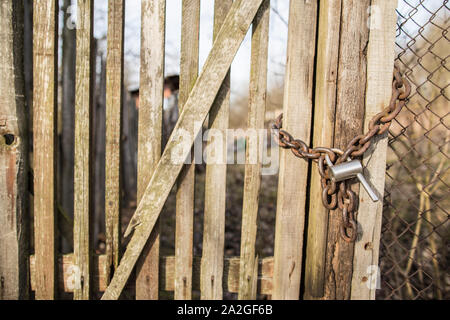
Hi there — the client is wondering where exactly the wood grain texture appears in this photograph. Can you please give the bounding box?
[0,0,28,300]
[105,0,124,285]
[30,254,107,295]
[238,0,270,300]
[200,0,233,301]
[74,0,94,300]
[174,0,200,300]
[323,0,370,300]
[30,255,275,295]
[351,0,398,300]
[102,0,264,300]
[135,0,165,300]
[272,0,318,300]
[304,0,342,300]
[32,0,58,300]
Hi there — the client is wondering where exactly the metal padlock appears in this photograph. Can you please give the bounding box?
[325,156,379,202]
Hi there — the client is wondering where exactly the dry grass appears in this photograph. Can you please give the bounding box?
[379,3,449,299]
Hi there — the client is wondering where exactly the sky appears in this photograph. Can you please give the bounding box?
[90,0,290,101]
[67,0,446,101]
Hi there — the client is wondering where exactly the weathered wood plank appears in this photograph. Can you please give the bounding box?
[200,0,233,301]
[166,257,274,296]
[351,0,398,300]
[238,0,270,300]
[32,0,59,300]
[0,0,28,300]
[323,0,370,300]
[30,255,274,295]
[74,0,94,300]
[304,0,342,300]
[105,0,124,286]
[174,0,200,300]
[30,254,107,294]
[103,0,264,300]
[272,0,318,300]
[135,0,165,300]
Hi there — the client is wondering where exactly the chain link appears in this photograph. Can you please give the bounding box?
[271,65,411,242]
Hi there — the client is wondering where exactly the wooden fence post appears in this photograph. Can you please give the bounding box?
[0,0,28,300]
[304,0,342,300]
[200,0,232,301]
[103,0,264,299]
[351,0,398,300]
[74,0,94,300]
[32,0,58,300]
[323,0,370,300]
[238,0,270,300]
[135,0,165,300]
[105,0,124,286]
[175,0,200,300]
[272,0,318,300]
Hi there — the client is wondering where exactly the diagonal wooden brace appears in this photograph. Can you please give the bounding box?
[102,0,264,300]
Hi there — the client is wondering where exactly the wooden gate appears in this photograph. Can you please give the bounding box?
[0,0,399,300]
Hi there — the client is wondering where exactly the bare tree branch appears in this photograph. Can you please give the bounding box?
[271,6,288,28]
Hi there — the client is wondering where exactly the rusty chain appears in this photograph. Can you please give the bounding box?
[272,65,411,242]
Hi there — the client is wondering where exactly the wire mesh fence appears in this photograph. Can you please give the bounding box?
[379,0,449,300]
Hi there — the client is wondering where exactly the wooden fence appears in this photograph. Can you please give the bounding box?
[0,0,399,300]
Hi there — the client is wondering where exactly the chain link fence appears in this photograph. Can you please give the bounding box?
[379,0,449,300]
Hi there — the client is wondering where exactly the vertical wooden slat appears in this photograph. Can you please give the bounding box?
[0,0,28,300]
[32,0,58,300]
[351,0,398,300]
[272,0,318,300]
[105,0,124,285]
[304,0,342,300]
[135,0,165,300]
[174,0,200,300]
[323,0,370,300]
[74,0,94,300]
[238,0,270,300]
[200,0,233,300]
[103,0,265,300]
